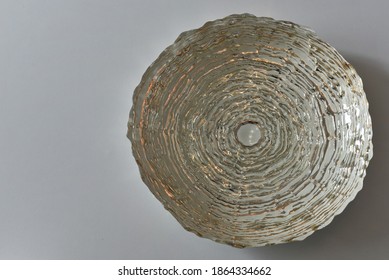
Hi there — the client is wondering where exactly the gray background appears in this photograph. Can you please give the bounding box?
[1,0,388,259]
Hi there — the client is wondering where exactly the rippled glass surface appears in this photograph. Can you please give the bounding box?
[128,14,373,247]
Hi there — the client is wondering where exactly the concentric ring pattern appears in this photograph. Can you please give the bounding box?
[128,14,373,247]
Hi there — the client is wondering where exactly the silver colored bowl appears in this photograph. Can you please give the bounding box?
[128,14,373,247]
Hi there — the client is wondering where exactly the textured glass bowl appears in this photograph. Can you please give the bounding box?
[128,14,373,247]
